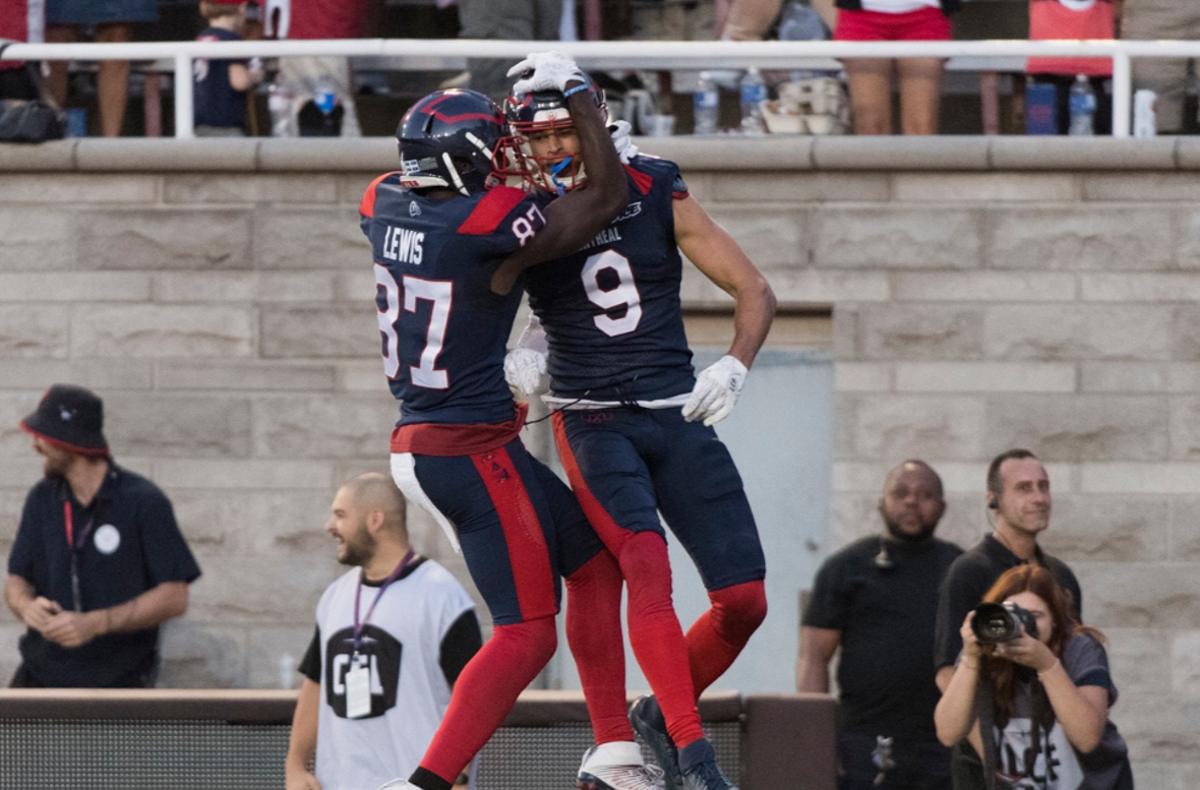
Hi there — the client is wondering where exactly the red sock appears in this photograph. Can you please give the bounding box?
[620,531,704,748]
[417,618,557,783]
[566,550,633,744]
[685,580,768,696]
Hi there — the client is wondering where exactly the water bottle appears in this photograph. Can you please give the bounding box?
[739,68,767,134]
[693,71,719,135]
[1133,89,1157,138]
[268,80,293,137]
[1067,75,1096,136]
[314,75,338,116]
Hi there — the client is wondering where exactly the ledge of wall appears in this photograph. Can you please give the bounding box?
[5,136,1200,173]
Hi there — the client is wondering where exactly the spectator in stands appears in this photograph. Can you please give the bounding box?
[1027,0,1118,135]
[457,0,564,102]
[285,474,481,790]
[262,0,385,136]
[835,0,959,135]
[0,0,43,100]
[935,565,1133,789]
[43,0,158,137]
[1122,0,1197,134]
[797,460,961,790]
[194,1,265,137]
[3,384,201,688]
[935,448,1082,693]
[720,0,837,41]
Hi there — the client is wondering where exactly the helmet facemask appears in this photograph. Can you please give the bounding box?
[502,85,607,196]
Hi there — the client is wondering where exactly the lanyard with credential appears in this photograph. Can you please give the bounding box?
[63,500,98,612]
[352,549,415,659]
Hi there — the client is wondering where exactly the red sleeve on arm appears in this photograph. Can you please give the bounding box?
[457,186,530,235]
[359,172,397,219]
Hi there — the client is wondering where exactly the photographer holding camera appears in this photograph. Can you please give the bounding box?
[934,565,1132,790]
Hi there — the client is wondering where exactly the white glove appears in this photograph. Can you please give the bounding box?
[609,121,638,164]
[507,51,587,96]
[504,347,547,398]
[682,355,748,427]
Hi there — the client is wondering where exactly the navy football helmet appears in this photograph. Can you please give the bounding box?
[500,78,607,195]
[396,89,508,196]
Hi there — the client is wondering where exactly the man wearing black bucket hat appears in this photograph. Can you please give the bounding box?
[3,384,201,688]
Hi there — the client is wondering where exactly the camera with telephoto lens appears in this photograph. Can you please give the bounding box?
[970,601,1038,643]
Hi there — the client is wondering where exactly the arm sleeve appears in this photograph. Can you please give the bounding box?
[801,556,851,631]
[298,625,322,683]
[1064,633,1117,705]
[439,609,483,687]
[934,558,979,670]
[138,488,202,586]
[7,489,42,581]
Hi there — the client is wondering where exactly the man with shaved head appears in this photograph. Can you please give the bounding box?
[797,460,962,790]
[285,473,482,790]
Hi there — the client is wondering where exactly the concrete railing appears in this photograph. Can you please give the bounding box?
[6,38,1200,138]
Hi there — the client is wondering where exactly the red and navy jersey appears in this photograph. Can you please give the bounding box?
[361,173,553,426]
[525,156,695,402]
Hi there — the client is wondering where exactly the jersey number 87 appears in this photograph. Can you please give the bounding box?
[375,265,451,390]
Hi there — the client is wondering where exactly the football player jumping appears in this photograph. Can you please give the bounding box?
[361,53,634,790]
[503,55,778,790]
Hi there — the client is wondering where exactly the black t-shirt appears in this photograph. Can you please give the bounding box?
[193,27,248,129]
[933,533,1082,672]
[803,535,962,737]
[7,463,202,687]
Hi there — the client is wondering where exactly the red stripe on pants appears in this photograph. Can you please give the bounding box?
[471,446,557,620]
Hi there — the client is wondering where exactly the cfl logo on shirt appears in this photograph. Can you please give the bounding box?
[325,625,403,719]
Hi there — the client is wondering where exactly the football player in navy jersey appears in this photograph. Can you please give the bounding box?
[504,86,778,790]
[361,52,645,790]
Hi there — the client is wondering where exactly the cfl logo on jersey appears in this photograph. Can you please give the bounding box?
[383,225,425,264]
[325,625,403,719]
[613,202,642,223]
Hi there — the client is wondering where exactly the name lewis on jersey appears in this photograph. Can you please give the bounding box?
[382,225,424,264]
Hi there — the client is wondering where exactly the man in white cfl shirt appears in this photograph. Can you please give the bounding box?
[285,473,482,790]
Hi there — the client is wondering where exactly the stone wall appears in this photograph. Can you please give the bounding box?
[2,136,1199,788]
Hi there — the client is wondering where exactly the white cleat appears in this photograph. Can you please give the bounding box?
[373,780,410,790]
[578,741,666,790]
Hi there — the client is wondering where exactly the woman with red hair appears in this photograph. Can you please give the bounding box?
[935,565,1132,790]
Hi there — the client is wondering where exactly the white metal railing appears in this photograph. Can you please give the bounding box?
[5,38,1200,139]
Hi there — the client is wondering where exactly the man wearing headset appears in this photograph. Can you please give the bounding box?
[797,460,961,790]
[933,448,1083,693]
